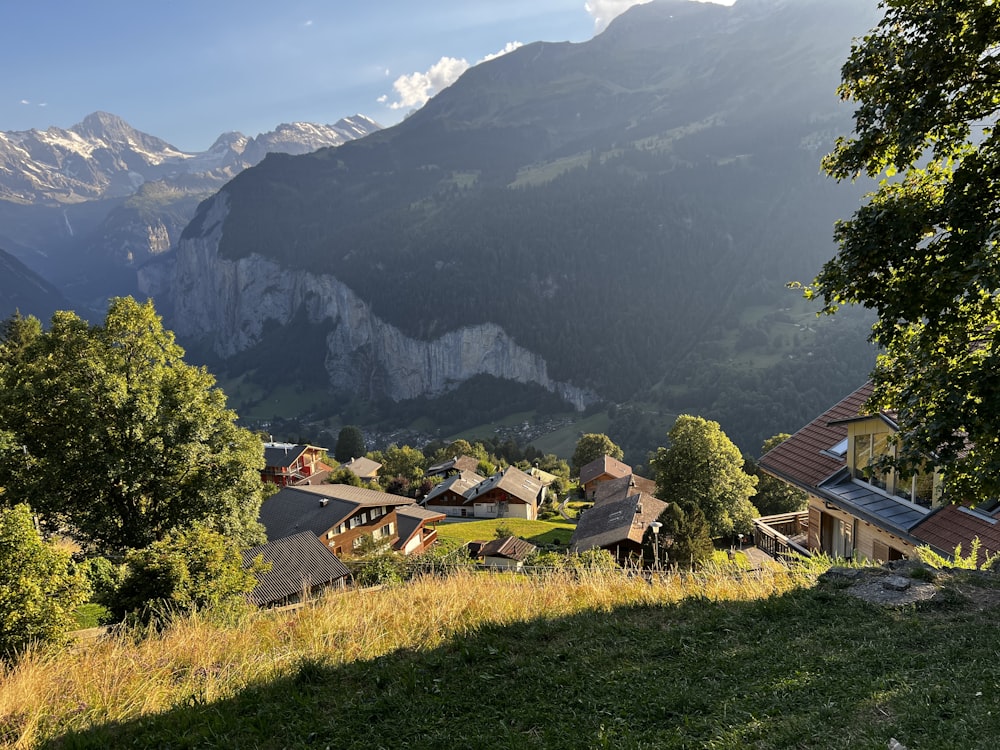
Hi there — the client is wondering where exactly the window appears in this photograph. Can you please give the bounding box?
[353,536,364,549]
[349,516,361,529]
[825,437,849,459]
[895,468,935,508]
[853,432,890,489]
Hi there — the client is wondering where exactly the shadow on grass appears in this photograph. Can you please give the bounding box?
[44,583,1000,750]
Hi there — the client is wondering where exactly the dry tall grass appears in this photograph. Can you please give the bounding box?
[0,563,817,748]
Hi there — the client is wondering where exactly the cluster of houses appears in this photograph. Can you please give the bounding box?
[244,389,1000,608]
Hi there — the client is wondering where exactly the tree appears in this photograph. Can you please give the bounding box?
[750,434,808,516]
[813,1,1000,500]
[0,298,266,555]
[656,502,714,569]
[651,415,758,539]
[371,444,426,487]
[0,504,90,660]
[112,524,265,624]
[334,425,366,464]
[571,433,624,475]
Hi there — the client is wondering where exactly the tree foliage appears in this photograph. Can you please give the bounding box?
[571,433,624,476]
[112,524,265,624]
[0,504,90,660]
[814,0,1000,500]
[652,415,758,538]
[334,425,366,464]
[750,434,808,516]
[657,502,715,569]
[0,298,266,555]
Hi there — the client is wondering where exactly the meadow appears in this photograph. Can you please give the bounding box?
[4,562,1000,749]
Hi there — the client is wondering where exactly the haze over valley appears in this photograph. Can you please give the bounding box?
[1,0,881,462]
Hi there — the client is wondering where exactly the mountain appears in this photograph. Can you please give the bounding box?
[147,0,882,453]
[0,113,381,304]
[0,246,75,322]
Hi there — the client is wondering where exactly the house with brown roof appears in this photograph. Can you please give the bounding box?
[421,466,544,520]
[466,466,545,520]
[421,470,486,517]
[258,484,442,557]
[579,454,633,500]
[426,454,481,478]
[338,456,382,482]
[569,476,668,564]
[469,535,537,570]
[261,442,332,487]
[758,382,946,563]
[242,531,351,607]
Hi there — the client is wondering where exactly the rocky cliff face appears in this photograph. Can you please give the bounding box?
[140,194,594,410]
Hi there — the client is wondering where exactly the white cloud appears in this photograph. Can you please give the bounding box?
[20,99,30,105]
[381,42,523,112]
[480,41,523,64]
[584,0,651,32]
[303,19,313,27]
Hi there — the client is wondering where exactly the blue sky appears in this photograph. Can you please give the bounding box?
[4,0,732,152]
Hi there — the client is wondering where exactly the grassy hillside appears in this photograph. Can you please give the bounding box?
[5,563,1000,748]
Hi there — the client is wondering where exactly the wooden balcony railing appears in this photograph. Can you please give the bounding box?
[752,511,811,562]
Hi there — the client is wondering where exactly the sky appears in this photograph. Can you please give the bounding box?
[4,0,734,153]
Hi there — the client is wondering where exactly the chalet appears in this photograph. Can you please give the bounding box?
[466,466,544,520]
[569,475,668,564]
[261,442,331,487]
[338,456,382,482]
[421,470,486,517]
[579,454,633,500]
[757,382,945,562]
[469,535,537,570]
[421,466,543,520]
[258,484,442,557]
[241,531,351,607]
[426,454,481,478]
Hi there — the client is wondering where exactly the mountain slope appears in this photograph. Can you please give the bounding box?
[0,247,74,322]
[147,0,882,451]
[0,113,382,304]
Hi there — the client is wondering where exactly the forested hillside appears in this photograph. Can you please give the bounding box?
[163,0,881,454]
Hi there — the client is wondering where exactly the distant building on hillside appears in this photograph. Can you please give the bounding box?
[261,442,331,487]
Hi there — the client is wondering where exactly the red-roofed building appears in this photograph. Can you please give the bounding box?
[758,383,945,563]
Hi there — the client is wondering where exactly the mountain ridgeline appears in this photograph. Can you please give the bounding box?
[151,0,880,454]
[142,0,881,451]
[0,113,381,305]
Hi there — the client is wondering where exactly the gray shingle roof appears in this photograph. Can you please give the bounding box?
[469,465,543,504]
[570,491,668,553]
[259,484,413,542]
[263,442,309,468]
[242,532,350,607]
[422,470,485,504]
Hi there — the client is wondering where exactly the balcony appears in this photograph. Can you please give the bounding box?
[752,511,811,562]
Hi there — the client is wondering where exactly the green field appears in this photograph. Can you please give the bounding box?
[435,518,576,548]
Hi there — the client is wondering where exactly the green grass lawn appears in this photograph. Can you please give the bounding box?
[435,518,576,547]
[530,411,612,458]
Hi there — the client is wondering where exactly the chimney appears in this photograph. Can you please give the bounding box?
[319,498,329,507]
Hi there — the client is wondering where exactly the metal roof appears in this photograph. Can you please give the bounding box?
[242,531,350,607]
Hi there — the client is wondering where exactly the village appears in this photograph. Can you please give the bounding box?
[244,379,1000,610]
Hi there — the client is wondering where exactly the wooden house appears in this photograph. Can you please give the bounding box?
[258,484,442,557]
[578,454,633,500]
[261,442,331,487]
